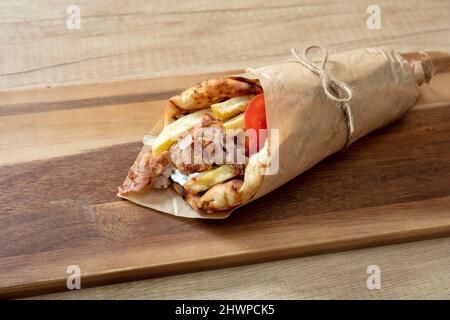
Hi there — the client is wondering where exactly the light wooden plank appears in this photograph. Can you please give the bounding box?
[1,0,450,91]
[0,101,161,166]
[0,70,235,166]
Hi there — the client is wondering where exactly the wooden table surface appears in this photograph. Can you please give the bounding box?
[2,0,449,299]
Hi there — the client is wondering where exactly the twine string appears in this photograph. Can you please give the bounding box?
[289,45,355,148]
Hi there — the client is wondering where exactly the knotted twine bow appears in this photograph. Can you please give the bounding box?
[289,45,355,148]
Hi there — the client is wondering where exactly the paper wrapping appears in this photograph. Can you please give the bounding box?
[119,47,419,219]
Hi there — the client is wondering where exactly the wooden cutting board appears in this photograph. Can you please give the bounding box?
[1,53,450,299]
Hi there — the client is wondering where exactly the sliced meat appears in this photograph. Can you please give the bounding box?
[169,113,246,174]
[149,151,174,188]
[118,149,174,194]
[170,113,224,174]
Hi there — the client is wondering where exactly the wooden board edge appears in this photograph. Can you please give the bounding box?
[3,222,450,299]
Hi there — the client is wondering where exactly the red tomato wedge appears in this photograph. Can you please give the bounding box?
[245,93,267,154]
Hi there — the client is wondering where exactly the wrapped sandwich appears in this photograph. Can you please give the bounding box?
[118,46,435,218]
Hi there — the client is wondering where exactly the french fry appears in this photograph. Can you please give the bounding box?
[152,108,211,156]
[211,96,253,120]
[223,113,245,129]
[184,165,240,193]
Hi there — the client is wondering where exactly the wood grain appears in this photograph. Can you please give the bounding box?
[29,237,450,300]
[1,0,450,300]
[1,64,450,298]
[1,0,450,91]
[0,70,235,166]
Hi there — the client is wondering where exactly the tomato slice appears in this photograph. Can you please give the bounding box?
[245,93,267,154]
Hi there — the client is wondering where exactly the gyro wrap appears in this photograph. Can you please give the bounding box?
[119,47,431,219]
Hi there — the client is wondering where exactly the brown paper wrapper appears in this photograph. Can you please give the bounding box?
[119,47,419,219]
